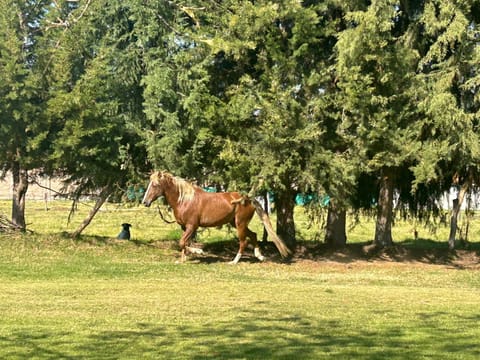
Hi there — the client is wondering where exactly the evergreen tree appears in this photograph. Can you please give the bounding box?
[141,1,223,179]
[186,0,345,250]
[412,0,480,248]
[0,0,50,230]
[45,0,148,236]
[335,0,421,247]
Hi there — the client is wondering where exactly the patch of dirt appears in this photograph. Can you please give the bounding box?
[143,237,480,269]
[293,242,480,270]
[194,240,480,269]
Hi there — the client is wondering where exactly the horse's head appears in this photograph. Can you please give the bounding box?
[142,171,168,207]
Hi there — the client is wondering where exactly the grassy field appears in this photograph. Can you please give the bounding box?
[1,200,480,359]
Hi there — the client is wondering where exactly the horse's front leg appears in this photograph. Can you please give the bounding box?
[178,226,198,263]
[180,226,203,257]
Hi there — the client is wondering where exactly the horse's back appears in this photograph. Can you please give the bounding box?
[195,190,253,227]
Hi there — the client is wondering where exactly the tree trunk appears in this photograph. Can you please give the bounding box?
[71,186,111,238]
[448,183,467,250]
[275,189,296,252]
[11,162,28,231]
[325,200,347,247]
[374,168,394,247]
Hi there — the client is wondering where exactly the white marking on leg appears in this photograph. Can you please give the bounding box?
[187,246,204,255]
[254,247,265,261]
[179,249,187,263]
[229,253,242,264]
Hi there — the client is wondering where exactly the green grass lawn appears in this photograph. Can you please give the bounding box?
[1,200,480,359]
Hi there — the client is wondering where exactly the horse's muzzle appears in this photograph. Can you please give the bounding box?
[143,200,151,207]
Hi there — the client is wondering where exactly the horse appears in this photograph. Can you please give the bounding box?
[142,171,291,263]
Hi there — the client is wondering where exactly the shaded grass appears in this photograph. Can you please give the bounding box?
[1,201,480,358]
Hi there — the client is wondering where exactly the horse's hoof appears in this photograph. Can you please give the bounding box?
[229,253,242,265]
[254,248,265,262]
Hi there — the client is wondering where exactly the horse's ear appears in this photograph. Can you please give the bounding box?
[160,171,172,180]
[151,171,161,184]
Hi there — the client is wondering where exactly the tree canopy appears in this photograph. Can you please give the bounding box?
[1,0,479,248]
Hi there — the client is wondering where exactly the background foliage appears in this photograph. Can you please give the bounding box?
[1,0,479,247]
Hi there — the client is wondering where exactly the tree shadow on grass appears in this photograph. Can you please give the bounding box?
[190,238,480,268]
[292,239,480,269]
[67,233,480,268]
[3,310,480,359]
[197,239,290,264]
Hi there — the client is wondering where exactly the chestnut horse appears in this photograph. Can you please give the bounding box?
[142,171,291,263]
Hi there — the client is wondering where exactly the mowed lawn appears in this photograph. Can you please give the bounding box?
[1,200,480,359]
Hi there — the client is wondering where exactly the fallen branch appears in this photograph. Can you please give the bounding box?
[0,213,25,233]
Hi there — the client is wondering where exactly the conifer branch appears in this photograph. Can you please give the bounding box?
[45,0,92,30]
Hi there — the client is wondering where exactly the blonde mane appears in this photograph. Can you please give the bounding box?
[173,176,196,203]
[153,171,196,203]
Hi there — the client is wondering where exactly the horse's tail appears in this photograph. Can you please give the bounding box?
[251,199,292,258]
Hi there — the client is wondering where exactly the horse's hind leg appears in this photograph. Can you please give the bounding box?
[230,240,245,264]
[247,228,265,262]
[231,225,264,264]
[230,224,248,264]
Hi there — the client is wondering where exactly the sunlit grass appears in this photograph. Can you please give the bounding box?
[0,232,479,359]
[2,199,478,245]
[1,200,480,358]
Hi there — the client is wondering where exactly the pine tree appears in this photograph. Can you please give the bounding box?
[45,0,148,236]
[139,0,236,182]
[335,0,421,247]
[186,0,346,250]
[412,0,480,249]
[0,0,50,230]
